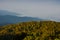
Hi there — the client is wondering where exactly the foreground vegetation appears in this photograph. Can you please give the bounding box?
[0,21,60,40]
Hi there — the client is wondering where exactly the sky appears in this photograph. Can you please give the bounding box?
[0,0,60,21]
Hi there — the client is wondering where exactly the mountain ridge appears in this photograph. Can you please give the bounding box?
[0,15,42,26]
[0,10,43,26]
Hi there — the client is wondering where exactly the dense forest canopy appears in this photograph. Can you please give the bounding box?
[0,21,60,40]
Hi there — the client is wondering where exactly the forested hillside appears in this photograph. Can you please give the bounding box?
[0,21,60,40]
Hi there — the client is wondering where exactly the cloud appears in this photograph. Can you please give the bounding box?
[0,0,60,21]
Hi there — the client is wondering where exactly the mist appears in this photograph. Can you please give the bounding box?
[0,0,60,21]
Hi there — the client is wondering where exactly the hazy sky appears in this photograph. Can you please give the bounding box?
[0,0,60,21]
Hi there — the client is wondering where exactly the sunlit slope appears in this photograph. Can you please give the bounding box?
[0,21,60,40]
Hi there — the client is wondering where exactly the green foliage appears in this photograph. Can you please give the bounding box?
[54,38,60,40]
[0,21,60,40]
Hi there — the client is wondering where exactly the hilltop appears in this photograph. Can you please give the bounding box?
[0,21,60,40]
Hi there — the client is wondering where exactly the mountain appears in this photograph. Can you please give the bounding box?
[0,10,19,16]
[0,15,42,26]
[0,10,43,26]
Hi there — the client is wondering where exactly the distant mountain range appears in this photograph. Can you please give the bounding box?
[0,10,20,16]
[0,15,42,26]
[0,10,42,26]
